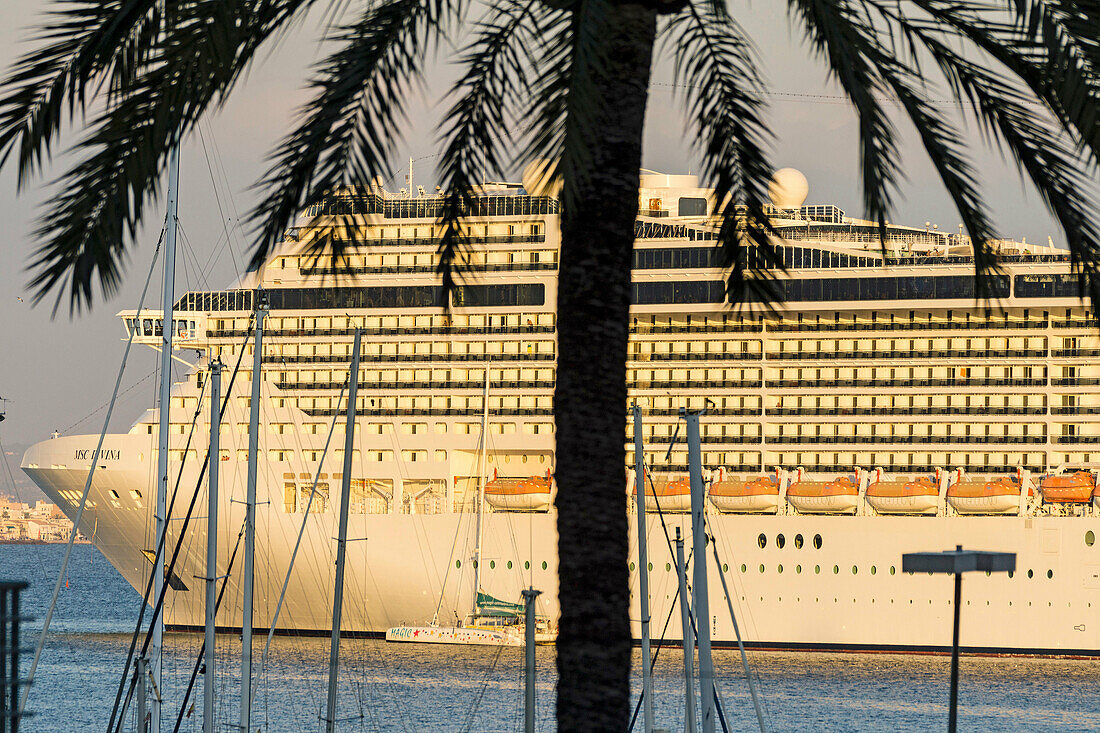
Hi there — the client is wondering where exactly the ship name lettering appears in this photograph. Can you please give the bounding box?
[74,449,121,461]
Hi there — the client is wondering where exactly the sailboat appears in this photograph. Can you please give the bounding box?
[386,364,554,646]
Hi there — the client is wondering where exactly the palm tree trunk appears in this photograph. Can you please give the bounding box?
[554,3,657,730]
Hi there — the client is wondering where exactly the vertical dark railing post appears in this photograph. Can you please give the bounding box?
[3,582,30,733]
[949,550,962,733]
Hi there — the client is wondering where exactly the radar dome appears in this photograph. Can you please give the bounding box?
[521,158,562,198]
[768,168,809,209]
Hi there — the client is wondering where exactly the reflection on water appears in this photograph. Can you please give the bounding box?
[7,545,1100,731]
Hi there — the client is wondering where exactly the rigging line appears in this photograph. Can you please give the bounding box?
[60,371,157,434]
[258,378,348,670]
[708,532,768,733]
[170,520,248,733]
[108,320,254,733]
[197,121,242,281]
[0,433,23,505]
[19,224,165,721]
[646,81,1047,107]
[458,642,507,733]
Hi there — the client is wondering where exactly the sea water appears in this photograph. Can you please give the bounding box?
[5,544,1100,732]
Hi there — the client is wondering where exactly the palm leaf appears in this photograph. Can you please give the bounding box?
[251,0,461,272]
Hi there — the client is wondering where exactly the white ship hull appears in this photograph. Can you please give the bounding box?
[23,435,1100,655]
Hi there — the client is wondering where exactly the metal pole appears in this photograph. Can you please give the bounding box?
[632,404,655,733]
[152,139,180,733]
[685,411,715,733]
[949,545,962,733]
[522,588,541,733]
[325,329,362,733]
[137,657,148,733]
[239,297,266,733]
[203,360,222,733]
[676,528,697,733]
[473,362,490,614]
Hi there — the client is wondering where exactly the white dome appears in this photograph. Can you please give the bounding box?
[768,168,809,209]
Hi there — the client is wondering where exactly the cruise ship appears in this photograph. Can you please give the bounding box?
[22,167,1100,655]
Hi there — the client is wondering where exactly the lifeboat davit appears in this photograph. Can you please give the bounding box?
[484,476,552,512]
[709,475,780,514]
[947,477,1027,515]
[786,476,859,515]
[634,476,692,513]
[866,476,939,515]
[1040,471,1096,504]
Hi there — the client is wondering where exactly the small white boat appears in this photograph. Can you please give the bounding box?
[948,477,1027,515]
[484,476,553,512]
[385,623,523,646]
[786,476,860,515]
[866,476,939,515]
[708,476,780,514]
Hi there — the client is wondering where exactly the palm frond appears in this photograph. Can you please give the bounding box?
[667,2,780,306]
[251,0,460,272]
[435,0,543,296]
[25,0,317,313]
[914,0,1100,163]
[788,0,902,241]
[520,0,610,212]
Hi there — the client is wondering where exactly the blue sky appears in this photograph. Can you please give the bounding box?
[0,1,1067,445]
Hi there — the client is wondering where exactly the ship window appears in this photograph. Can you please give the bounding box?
[1087,531,1096,547]
[852,565,858,575]
[796,565,802,574]
[814,565,821,574]
[757,533,767,549]
[489,560,495,569]
[456,560,461,568]
[813,534,822,549]
[1027,569,1034,578]
[666,563,672,572]
[758,564,765,573]
[507,561,513,569]
[794,534,804,549]
[871,566,877,575]
[541,561,547,570]
[776,534,786,549]
[833,565,840,574]
[524,561,530,570]
[778,564,784,574]
[890,566,896,575]
[722,563,729,573]
[1047,570,1054,579]
[678,197,707,217]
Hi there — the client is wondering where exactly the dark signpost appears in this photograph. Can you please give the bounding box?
[901,546,1016,733]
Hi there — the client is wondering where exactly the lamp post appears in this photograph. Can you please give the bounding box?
[901,546,1015,732]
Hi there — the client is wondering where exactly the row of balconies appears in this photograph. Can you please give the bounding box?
[276,379,555,391]
[765,348,1048,360]
[765,406,1048,416]
[212,324,556,339]
[768,319,1087,333]
[766,377,1048,388]
[261,353,556,364]
[765,435,1048,445]
[300,261,558,276]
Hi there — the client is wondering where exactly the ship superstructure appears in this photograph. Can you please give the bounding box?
[21,168,1100,654]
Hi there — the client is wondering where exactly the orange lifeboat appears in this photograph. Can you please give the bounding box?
[484,476,552,512]
[709,475,780,514]
[947,477,1027,515]
[786,476,859,515]
[634,476,692,513]
[866,475,939,515]
[1040,471,1095,504]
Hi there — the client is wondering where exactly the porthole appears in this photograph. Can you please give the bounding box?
[456,560,462,568]
[759,564,765,573]
[1027,569,1034,578]
[740,563,747,573]
[814,565,820,574]
[722,563,729,573]
[524,561,530,570]
[833,565,839,575]
[776,534,786,549]
[796,565,802,574]
[542,561,548,570]
[1047,569,1054,579]
[852,565,858,575]
[630,562,636,572]
[1087,531,1096,547]
[870,566,877,575]
[985,571,991,577]
[666,563,672,572]
[1008,570,1014,578]
[813,534,822,550]
[758,533,767,549]
[794,534,804,549]
[473,560,479,569]
[647,562,653,571]
[889,566,896,575]
[507,561,513,569]
[489,560,495,569]
[778,564,784,574]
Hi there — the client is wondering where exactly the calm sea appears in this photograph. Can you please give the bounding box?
[4,544,1100,732]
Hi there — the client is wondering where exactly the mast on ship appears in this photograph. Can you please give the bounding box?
[324,329,362,733]
[203,359,222,733]
[472,361,490,617]
[150,141,180,733]
[239,293,267,733]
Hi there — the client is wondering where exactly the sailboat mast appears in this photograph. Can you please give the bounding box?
[203,359,222,733]
[239,295,267,733]
[324,329,362,733]
[472,361,490,614]
[151,141,180,733]
[632,403,655,733]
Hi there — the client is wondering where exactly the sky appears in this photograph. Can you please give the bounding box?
[0,1,1069,451]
